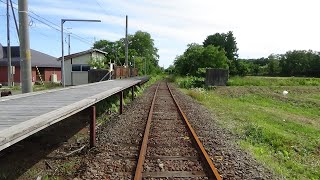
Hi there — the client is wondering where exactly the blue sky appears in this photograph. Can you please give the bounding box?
[1,0,320,68]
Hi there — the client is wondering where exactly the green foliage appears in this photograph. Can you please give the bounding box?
[232,60,250,76]
[195,68,206,77]
[174,44,228,76]
[238,50,320,77]
[227,76,320,86]
[88,56,107,69]
[130,31,159,66]
[93,40,121,63]
[166,75,176,83]
[175,76,204,89]
[165,65,175,74]
[93,30,161,75]
[267,54,281,76]
[280,50,320,77]
[244,124,265,144]
[203,31,238,61]
[202,45,229,68]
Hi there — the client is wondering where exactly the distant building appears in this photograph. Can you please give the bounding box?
[0,43,61,85]
[58,49,107,86]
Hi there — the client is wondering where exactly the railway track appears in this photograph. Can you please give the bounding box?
[134,82,221,179]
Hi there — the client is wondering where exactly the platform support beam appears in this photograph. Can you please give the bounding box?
[119,91,123,114]
[131,86,135,101]
[90,106,96,148]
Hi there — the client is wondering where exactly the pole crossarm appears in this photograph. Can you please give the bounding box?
[62,19,101,23]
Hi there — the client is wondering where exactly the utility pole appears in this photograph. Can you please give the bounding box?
[125,15,128,68]
[19,0,32,93]
[68,33,71,55]
[7,0,12,87]
[10,0,19,37]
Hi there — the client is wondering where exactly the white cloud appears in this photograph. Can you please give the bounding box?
[25,0,320,68]
[72,28,123,41]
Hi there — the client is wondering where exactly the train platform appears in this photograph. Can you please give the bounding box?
[0,76,149,151]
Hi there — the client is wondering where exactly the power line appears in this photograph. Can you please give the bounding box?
[95,0,123,17]
[0,0,93,45]
[95,0,111,16]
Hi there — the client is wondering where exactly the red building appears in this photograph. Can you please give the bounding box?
[0,44,61,85]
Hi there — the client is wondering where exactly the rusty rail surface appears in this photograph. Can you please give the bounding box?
[134,82,221,180]
[134,83,160,179]
[167,82,221,180]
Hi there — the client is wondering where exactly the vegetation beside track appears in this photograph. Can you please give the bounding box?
[95,75,164,123]
[174,76,320,179]
[227,76,320,86]
[2,82,62,95]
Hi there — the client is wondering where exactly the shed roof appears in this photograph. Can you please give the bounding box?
[57,49,107,61]
[0,44,60,68]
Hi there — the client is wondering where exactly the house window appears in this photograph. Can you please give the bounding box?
[72,64,91,71]
[82,65,90,71]
[72,65,81,71]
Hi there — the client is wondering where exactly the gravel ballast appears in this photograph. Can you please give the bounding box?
[7,81,278,179]
[170,83,279,180]
[78,81,278,179]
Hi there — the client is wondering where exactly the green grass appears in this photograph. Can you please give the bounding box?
[174,76,204,89]
[33,82,62,91]
[179,79,320,179]
[228,76,320,86]
[3,82,62,92]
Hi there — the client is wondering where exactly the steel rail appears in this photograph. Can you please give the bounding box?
[134,82,221,179]
[167,82,221,180]
[134,83,160,180]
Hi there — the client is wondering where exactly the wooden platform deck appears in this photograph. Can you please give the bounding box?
[0,77,148,151]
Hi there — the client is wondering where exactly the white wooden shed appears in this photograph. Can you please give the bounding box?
[58,49,107,86]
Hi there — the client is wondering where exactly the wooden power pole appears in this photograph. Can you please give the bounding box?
[7,0,12,87]
[125,15,128,68]
[19,0,32,93]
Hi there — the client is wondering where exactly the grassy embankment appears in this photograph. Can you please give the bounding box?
[175,76,320,179]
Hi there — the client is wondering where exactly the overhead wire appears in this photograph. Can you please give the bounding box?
[0,0,93,45]
[95,0,123,17]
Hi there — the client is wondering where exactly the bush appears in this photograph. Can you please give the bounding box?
[176,76,204,89]
[166,75,176,83]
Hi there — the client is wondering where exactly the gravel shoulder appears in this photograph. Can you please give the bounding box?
[169,83,279,179]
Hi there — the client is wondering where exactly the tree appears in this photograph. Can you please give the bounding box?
[93,30,160,75]
[280,50,310,76]
[308,52,320,77]
[279,50,320,77]
[267,54,280,76]
[129,31,159,69]
[174,44,228,76]
[203,31,238,61]
[93,40,116,63]
[201,45,229,69]
[174,44,203,76]
[88,56,107,69]
[237,60,250,76]
[165,65,175,74]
